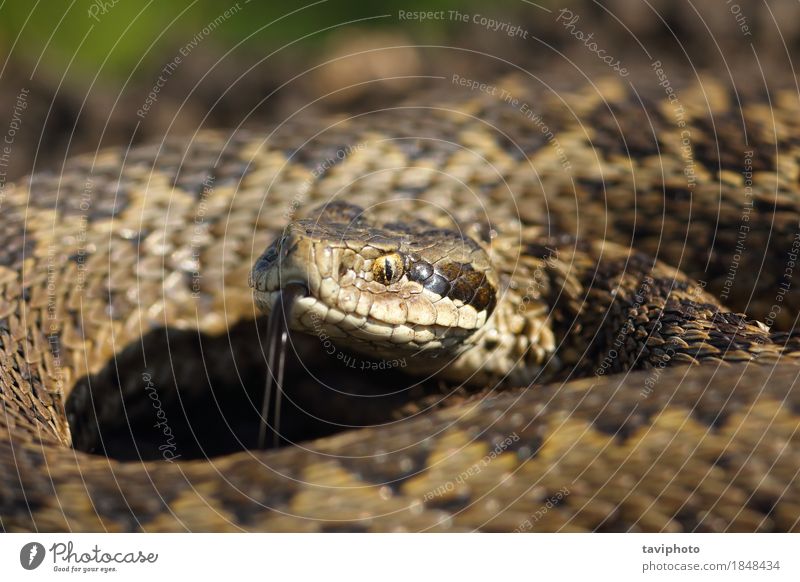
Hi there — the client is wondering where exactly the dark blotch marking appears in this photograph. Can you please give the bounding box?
[691,408,729,430]
[384,218,436,233]
[692,113,776,174]
[470,286,496,314]
[408,260,434,283]
[320,523,371,533]
[587,97,665,158]
[592,408,654,441]
[216,471,298,527]
[311,201,366,226]
[338,447,432,494]
[524,234,579,260]
[449,277,474,304]
[663,185,693,201]
[0,213,35,270]
[425,274,450,297]
[87,478,172,532]
[462,271,492,311]
[437,262,465,282]
[431,262,497,315]
[423,492,472,514]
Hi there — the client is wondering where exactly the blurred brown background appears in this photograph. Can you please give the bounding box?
[1,0,798,182]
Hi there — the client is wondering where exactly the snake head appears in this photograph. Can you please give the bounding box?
[250,202,498,359]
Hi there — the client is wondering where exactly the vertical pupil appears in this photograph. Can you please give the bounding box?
[384,259,393,282]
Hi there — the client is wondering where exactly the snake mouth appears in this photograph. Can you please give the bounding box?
[250,224,497,356]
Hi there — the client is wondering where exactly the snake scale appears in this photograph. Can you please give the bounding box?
[2,69,800,532]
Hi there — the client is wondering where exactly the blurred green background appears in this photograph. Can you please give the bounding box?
[0,0,470,80]
[0,0,503,179]
[1,0,797,180]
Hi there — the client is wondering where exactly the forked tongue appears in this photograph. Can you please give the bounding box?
[258,282,307,449]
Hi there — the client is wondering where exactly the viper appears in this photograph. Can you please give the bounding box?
[1,71,799,532]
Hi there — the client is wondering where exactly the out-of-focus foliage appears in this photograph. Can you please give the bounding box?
[0,0,479,79]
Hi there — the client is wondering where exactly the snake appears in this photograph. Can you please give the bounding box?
[2,69,800,532]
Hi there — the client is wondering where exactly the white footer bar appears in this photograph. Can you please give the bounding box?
[1,533,796,580]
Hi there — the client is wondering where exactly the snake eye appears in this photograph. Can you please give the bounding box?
[372,253,404,285]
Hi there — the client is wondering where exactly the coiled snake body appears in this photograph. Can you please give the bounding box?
[2,72,800,532]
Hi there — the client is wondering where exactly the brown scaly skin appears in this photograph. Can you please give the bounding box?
[3,364,799,532]
[252,210,791,385]
[1,72,800,531]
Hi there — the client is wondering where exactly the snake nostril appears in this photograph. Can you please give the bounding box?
[259,246,280,268]
[250,246,281,291]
